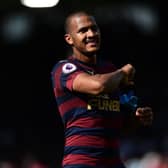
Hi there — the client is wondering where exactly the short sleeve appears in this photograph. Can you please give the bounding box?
[60,62,83,91]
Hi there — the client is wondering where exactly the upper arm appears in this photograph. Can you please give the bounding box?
[57,62,99,94]
[54,62,102,95]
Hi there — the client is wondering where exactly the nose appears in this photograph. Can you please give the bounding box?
[87,29,95,37]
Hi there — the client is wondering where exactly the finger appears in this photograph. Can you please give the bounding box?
[135,108,143,116]
[136,107,153,116]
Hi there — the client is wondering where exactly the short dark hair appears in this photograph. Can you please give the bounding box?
[64,11,94,34]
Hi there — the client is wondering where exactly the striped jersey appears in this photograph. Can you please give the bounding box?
[51,57,126,168]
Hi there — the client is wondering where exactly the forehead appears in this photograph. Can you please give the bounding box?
[70,15,97,31]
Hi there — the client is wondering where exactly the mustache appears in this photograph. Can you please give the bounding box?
[85,37,99,43]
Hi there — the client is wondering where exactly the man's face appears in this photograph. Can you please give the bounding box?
[67,15,101,55]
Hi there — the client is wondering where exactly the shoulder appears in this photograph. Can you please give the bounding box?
[51,59,78,76]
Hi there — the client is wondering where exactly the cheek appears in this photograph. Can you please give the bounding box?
[73,36,84,44]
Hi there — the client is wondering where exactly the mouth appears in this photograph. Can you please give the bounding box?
[85,39,99,46]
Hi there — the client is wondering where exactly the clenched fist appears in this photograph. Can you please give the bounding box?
[120,64,136,87]
[135,107,153,126]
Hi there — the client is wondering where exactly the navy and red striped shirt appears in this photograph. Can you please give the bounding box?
[51,57,126,168]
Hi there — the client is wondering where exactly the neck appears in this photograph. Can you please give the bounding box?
[72,50,97,64]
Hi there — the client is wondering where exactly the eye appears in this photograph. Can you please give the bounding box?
[91,26,98,32]
[79,27,88,33]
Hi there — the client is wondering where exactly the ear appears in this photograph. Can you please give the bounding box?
[64,34,73,45]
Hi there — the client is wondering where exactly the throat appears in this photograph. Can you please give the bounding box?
[73,53,97,64]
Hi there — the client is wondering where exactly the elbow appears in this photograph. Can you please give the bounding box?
[91,81,105,95]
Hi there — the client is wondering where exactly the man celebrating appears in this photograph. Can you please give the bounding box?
[51,11,153,168]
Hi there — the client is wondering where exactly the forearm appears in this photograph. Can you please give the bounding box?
[93,69,126,94]
[73,64,135,95]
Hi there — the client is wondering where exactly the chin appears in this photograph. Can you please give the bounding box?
[85,51,97,57]
[87,47,99,53]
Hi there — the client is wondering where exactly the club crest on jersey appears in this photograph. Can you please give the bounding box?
[62,63,77,74]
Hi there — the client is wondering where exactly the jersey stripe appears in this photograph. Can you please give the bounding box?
[65,134,119,148]
[65,127,120,138]
[66,116,123,129]
[63,154,122,167]
[63,164,95,168]
[64,146,120,157]
[59,97,87,117]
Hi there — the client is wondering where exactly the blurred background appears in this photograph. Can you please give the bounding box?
[0,0,168,167]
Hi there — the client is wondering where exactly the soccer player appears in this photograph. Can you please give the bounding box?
[51,11,153,168]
